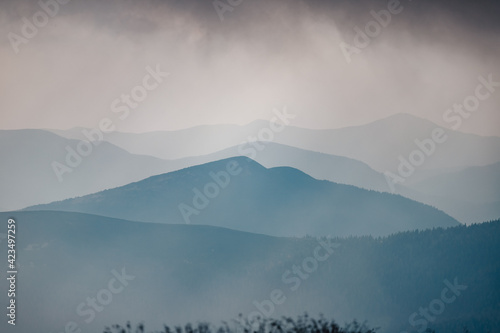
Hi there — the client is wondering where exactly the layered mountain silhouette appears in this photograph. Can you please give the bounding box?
[400,161,500,223]
[26,157,459,237]
[410,161,500,204]
[51,114,500,172]
[1,210,497,333]
[178,142,390,192]
[45,114,500,225]
[1,129,391,211]
[0,129,177,211]
[7,116,500,225]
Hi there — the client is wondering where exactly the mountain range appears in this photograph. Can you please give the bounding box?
[50,113,500,172]
[3,113,499,224]
[1,210,498,333]
[25,157,459,237]
[0,129,388,211]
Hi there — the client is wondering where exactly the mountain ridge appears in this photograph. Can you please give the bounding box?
[0,210,497,333]
[25,156,459,237]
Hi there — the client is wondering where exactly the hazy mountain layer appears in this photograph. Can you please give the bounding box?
[0,211,497,333]
[0,129,177,211]
[0,129,389,211]
[51,114,500,172]
[26,157,459,237]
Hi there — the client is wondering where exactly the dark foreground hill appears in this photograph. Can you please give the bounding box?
[0,211,498,333]
[25,157,458,237]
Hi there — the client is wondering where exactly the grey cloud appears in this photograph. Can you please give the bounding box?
[0,0,498,136]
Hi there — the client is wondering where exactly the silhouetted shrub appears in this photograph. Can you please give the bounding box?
[104,314,378,333]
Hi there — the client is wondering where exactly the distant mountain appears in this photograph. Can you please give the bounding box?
[0,129,179,211]
[1,211,498,333]
[9,125,498,225]
[26,157,459,237]
[50,121,273,160]
[402,192,500,225]
[0,129,396,212]
[400,161,500,223]
[51,114,500,172]
[272,113,500,172]
[409,161,500,204]
[46,116,500,225]
[178,142,390,192]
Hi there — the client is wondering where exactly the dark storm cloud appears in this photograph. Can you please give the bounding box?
[1,0,499,135]
[4,0,500,35]
[2,0,498,51]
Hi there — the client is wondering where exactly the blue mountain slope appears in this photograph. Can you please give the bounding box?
[0,211,497,333]
[26,157,459,237]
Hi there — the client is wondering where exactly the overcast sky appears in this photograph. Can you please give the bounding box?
[1,0,499,135]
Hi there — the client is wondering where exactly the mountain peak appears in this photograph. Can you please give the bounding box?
[374,113,437,127]
[26,156,458,237]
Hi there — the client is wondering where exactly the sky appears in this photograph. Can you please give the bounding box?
[1,0,499,136]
